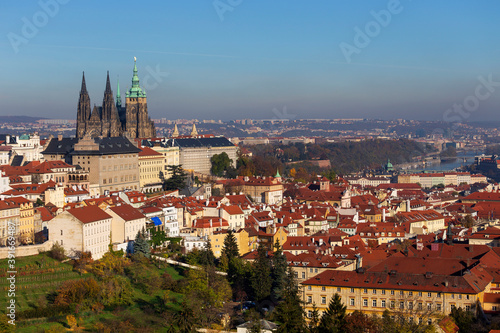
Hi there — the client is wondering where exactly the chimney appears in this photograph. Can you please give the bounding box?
[58,134,63,141]
[382,208,386,222]
[406,199,411,212]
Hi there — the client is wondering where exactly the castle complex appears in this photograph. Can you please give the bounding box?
[76,58,156,139]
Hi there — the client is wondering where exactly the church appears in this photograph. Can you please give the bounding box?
[76,58,156,139]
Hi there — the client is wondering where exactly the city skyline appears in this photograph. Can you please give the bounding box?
[2,1,500,121]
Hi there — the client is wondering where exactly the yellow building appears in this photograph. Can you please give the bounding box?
[301,267,492,322]
[4,197,34,244]
[210,228,250,258]
[138,146,164,192]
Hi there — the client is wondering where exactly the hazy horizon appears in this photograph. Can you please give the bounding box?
[2,1,500,122]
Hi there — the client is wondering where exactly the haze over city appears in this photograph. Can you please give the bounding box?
[2,1,500,121]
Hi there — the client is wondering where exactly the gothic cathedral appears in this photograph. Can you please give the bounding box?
[76,58,156,139]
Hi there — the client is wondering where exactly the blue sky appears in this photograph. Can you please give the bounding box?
[1,0,500,121]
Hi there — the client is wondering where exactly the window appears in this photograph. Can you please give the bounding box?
[372,300,377,307]
[418,292,422,297]
[391,290,395,295]
[437,292,441,298]
[350,299,355,306]
[381,290,386,295]
[61,230,63,235]
[418,303,423,310]
[373,289,376,294]
[437,303,442,311]
[400,290,404,296]
[350,288,355,293]
[427,303,432,310]
[381,299,386,307]
[308,286,311,291]
[466,295,470,300]
[458,294,462,299]
[390,300,395,308]
[427,292,432,298]
[465,305,471,311]
[493,306,497,311]
[307,296,312,303]
[302,272,306,279]
[337,287,341,292]
[322,286,326,291]
[363,299,368,307]
[322,297,326,304]
[400,302,404,309]
[364,289,368,294]
[307,311,312,318]
[408,291,413,296]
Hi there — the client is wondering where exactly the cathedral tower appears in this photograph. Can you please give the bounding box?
[76,72,91,139]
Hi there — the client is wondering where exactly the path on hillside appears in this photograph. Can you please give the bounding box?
[151,255,227,276]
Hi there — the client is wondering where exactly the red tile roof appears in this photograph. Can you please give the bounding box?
[68,205,112,224]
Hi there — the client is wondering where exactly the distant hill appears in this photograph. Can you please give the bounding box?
[0,116,47,123]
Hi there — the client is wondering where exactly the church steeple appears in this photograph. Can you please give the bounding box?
[172,123,179,137]
[190,123,198,137]
[127,57,146,98]
[116,77,122,108]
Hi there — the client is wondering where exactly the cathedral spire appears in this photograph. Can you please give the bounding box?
[116,76,121,108]
[81,72,87,93]
[105,71,112,94]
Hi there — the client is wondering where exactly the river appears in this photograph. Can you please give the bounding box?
[405,151,483,172]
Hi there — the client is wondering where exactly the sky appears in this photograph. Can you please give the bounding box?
[1,0,500,121]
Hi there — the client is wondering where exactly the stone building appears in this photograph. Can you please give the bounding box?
[42,136,141,195]
[76,58,156,139]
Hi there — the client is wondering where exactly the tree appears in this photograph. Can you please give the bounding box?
[170,302,197,333]
[308,303,320,333]
[198,238,216,267]
[317,293,347,333]
[273,268,306,333]
[48,242,66,261]
[210,152,233,177]
[221,230,239,261]
[460,214,475,228]
[345,310,379,333]
[133,228,151,258]
[163,165,188,191]
[272,239,288,301]
[149,228,167,249]
[251,243,272,302]
[450,306,475,332]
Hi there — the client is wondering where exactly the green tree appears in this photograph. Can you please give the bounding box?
[170,302,197,333]
[163,165,188,191]
[317,293,347,333]
[308,303,320,333]
[272,239,288,300]
[321,169,337,182]
[273,268,306,333]
[133,227,150,258]
[149,228,167,249]
[251,243,272,302]
[450,306,475,332]
[221,230,239,261]
[210,152,233,177]
[198,238,216,267]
